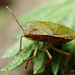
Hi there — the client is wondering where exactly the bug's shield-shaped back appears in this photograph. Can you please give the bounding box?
[23,21,54,35]
[24,21,75,40]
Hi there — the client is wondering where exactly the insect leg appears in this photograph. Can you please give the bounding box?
[29,29,37,34]
[25,41,39,69]
[43,42,52,69]
[47,43,70,56]
[18,35,25,54]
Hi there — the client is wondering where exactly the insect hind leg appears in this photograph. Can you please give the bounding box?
[47,43,70,56]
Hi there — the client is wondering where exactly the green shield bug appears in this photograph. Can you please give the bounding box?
[6,6,75,69]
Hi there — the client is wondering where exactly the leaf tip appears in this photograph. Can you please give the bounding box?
[0,68,12,71]
[0,68,5,71]
[34,71,36,74]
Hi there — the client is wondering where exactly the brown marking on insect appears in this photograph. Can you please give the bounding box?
[68,37,72,39]
[29,29,37,34]
[65,36,75,39]
[72,36,75,39]
[24,34,72,43]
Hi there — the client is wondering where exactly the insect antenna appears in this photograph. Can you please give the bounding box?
[6,6,24,31]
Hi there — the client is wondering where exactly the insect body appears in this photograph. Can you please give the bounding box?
[6,6,75,69]
[24,21,75,43]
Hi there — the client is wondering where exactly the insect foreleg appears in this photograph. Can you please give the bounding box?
[47,43,70,56]
[43,42,52,69]
[29,29,37,34]
[18,35,25,54]
[25,41,39,68]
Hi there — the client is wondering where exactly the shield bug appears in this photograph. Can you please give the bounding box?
[6,6,75,69]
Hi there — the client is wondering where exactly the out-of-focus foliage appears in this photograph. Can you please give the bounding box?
[1,0,75,75]
[0,7,9,30]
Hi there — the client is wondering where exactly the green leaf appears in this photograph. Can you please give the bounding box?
[52,53,61,75]
[1,42,36,71]
[31,42,48,74]
[34,51,46,74]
